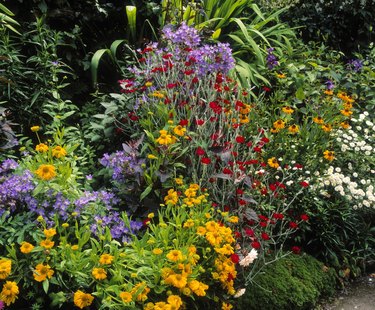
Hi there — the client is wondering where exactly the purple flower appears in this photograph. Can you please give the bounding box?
[347,59,363,72]
[325,80,334,90]
[0,299,4,310]
[266,47,279,69]
[162,22,201,47]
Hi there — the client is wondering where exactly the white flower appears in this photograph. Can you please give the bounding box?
[234,288,246,298]
[335,167,341,172]
[239,249,258,267]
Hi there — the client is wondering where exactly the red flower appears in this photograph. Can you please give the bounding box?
[294,163,304,169]
[192,76,199,84]
[196,119,204,126]
[300,181,309,188]
[236,189,244,195]
[300,214,309,221]
[166,83,177,89]
[224,205,230,212]
[259,221,267,228]
[291,246,301,254]
[201,157,211,164]
[253,146,262,153]
[223,168,233,175]
[230,254,240,264]
[234,231,242,239]
[236,136,245,143]
[179,119,188,126]
[238,199,247,205]
[289,222,298,229]
[261,137,270,143]
[245,228,254,237]
[184,69,194,75]
[251,241,261,249]
[258,215,269,221]
[216,74,224,83]
[196,147,205,156]
[261,232,270,241]
[272,213,284,220]
[262,86,271,92]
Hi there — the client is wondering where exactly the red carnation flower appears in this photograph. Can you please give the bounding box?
[201,157,211,164]
[231,254,240,264]
[251,241,261,249]
[236,136,245,143]
[289,222,298,229]
[196,147,205,156]
[261,232,270,240]
[292,246,301,254]
[300,214,309,221]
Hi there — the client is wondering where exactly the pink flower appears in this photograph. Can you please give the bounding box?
[239,249,258,267]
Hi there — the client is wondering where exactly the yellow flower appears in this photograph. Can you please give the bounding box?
[20,242,34,254]
[239,115,249,124]
[165,273,188,289]
[282,106,294,114]
[222,302,233,310]
[228,216,239,223]
[324,89,333,95]
[52,146,67,158]
[183,219,195,228]
[173,125,186,137]
[174,178,183,185]
[313,116,324,124]
[215,244,234,255]
[196,226,206,236]
[156,130,174,145]
[147,154,158,159]
[205,221,218,232]
[148,212,155,219]
[321,123,332,132]
[40,239,54,249]
[276,73,286,78]
[35,164,56,181]
[92,268,107,280]
[184,188,196,198]
[340,109,353,117]
[166,250,183,262]
[164,189,178,205]
[145,81,153,87]
[131,282,150,302]
[71,245,79,251]
[340,121,350,129]
[0,281,19,306]
[268,157,279,169]
[43,228,57,238]
[0,259,11,279]
[99,253,114,265]
[167,295,183,309]
[323,150,335,161]
[152,91,165,98]
[188,280,209,296]
[273,119,285,130]
[31,126,40,132]
[152,248,163,255]
[119,291,132,303]
[35,143,49,152]
[62,223,69,228]
[74,290,94,309]
[33,263,54,282]
[288,124,300,134]
[206,231,223,247]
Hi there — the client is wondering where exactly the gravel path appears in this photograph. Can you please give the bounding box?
[320,274,375,310]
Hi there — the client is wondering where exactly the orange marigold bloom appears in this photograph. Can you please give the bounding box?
[313,116,324,124]
[268,157,279,168]
[52,146,67,158]
[0,281,19,306]
[35,164,56,181]
[166,250,183,262]
[35,143,49,152]
[288,124,299,134]
[99,253,114,265]
[43,228,57,238]
[33,263,54,282]
[92,267,107,280]
[0,259,11,280]
[74,290,94,309]
[273,119,285,130]
[20,242,34,254]
[323,150,335,161]
[40,239,54,249]
[282,106,294,114]
[321,124,332,132]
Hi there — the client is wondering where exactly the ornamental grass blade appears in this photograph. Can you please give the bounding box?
[126,6,137,41]
[91,48,114,88]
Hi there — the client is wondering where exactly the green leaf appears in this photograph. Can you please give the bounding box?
[126,6,137,41]
[43,279,49,294]
[140,185,153,201]
[296,87,305,100]
[91,49,114,88]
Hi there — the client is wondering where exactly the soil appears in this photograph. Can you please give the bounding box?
[318,274,375,310]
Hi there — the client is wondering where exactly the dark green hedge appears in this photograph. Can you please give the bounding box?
[238,254,337,310]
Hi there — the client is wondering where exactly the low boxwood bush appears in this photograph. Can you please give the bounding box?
[238,254,337,310]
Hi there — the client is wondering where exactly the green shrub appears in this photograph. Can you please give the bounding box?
[238,254,337,310]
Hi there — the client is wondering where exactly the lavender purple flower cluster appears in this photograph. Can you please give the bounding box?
[0,160,35,216]
[266,47,279,69]
[347,58,363,72]
[162,22,201,48]
[100,150,145,183]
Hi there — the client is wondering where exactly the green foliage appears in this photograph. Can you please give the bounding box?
[0,3,20,34]
[238,254,337,310]
[280,0,375,54]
